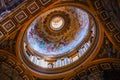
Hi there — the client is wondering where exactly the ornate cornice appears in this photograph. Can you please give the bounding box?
[89,0,120,52]
[0,0,59,44]
[0,50,34,80]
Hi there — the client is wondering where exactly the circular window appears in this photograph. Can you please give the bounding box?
[50,16,65,30]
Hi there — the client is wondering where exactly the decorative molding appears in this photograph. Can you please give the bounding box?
[0,0,56,44]
[39,0,51,5]
[6,59,15,66]
[2,20,16,32]
[0,54,7,61]
[27,1,40,14]
[88,65,100,73]
[100,10,109,21]
[0,50,33,80]
[0,31,4,39]
[77,70,87,78]
[15,66,24,74]
[15,10,28,23]
[23,75,29,80]
[106,21,116,31]
[112,63,120,70]
[114,32,120,43]
[95,0,104,9]
[91,0,120,51]
[100,63,112,70]
[69,59,120,80]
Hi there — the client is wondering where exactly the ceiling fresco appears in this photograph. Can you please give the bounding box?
[26,6,90,56]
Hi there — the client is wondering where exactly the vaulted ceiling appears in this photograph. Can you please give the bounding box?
[0,0,120,80]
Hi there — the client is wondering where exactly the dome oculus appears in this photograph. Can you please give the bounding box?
[50,16,65,30]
